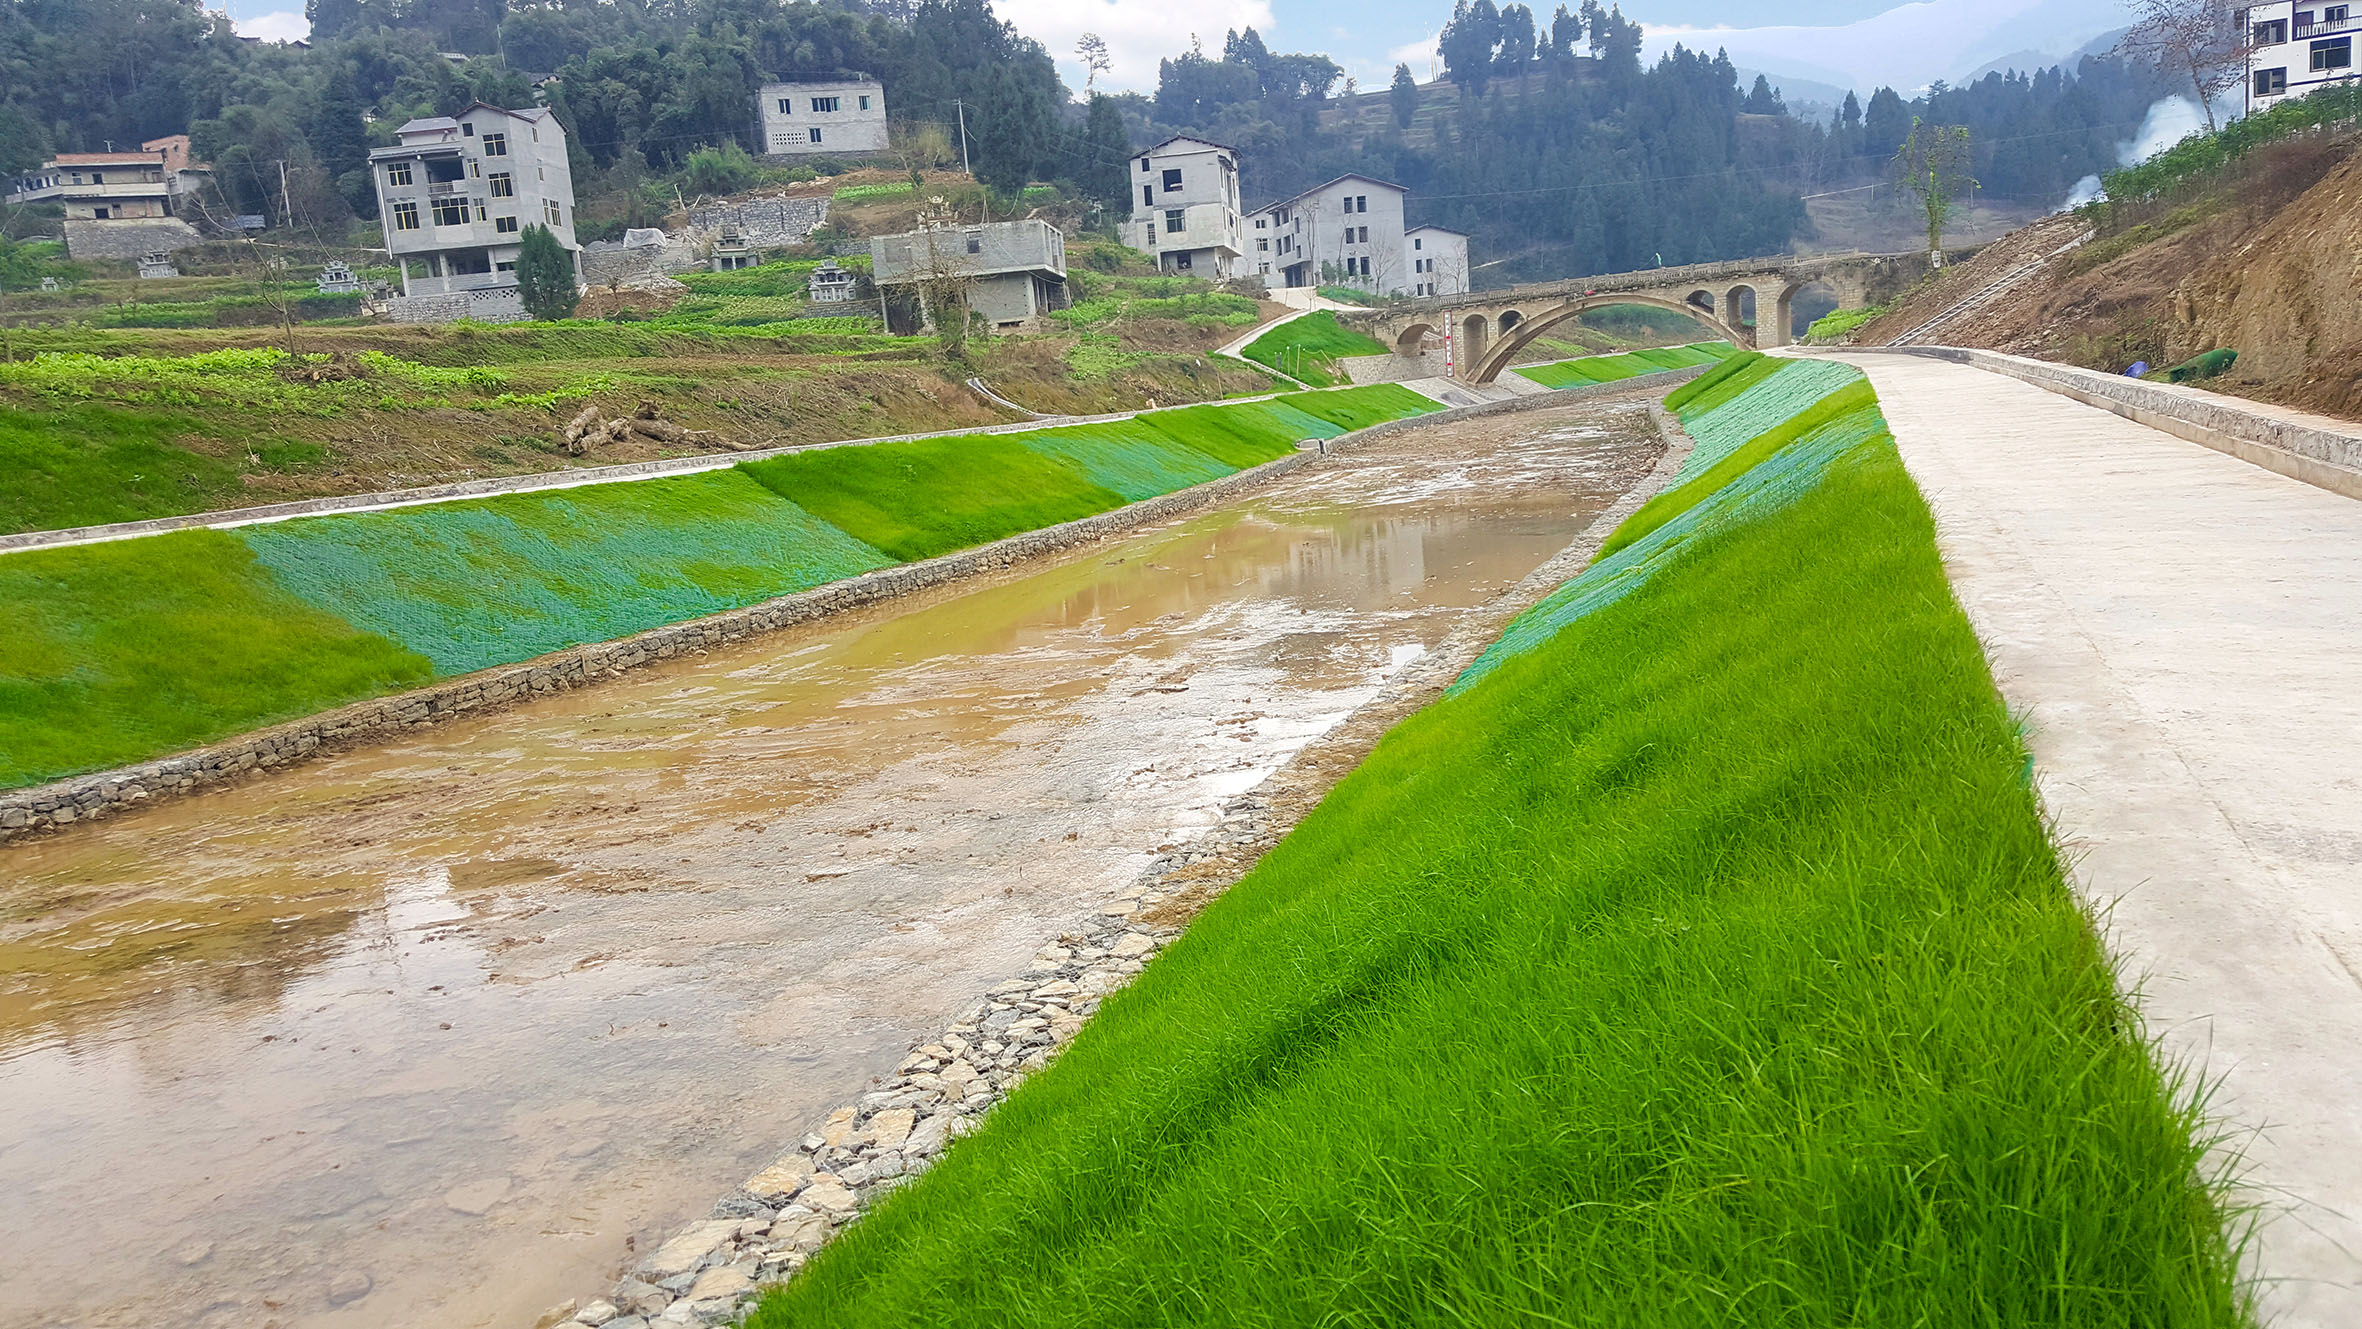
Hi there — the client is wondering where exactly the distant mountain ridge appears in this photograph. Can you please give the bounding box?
[1645,0,2131,96]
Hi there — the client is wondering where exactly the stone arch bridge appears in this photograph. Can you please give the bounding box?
[1340,249,1959,385]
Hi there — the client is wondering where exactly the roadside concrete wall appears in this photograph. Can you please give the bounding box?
[1850,346,2362,500]
[0,367,1705,846]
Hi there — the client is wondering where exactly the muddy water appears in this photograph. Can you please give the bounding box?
[0,400,1657,1329]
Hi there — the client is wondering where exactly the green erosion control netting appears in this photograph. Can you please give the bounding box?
[1449,362,1884,696]
[2,381,1447,789]
[0,530,434,787]
[1518,342,1734,389]
[243,471,892,676]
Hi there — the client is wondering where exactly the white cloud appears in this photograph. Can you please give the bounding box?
[1382,31,1442,84]
[998,0,1275,99]
[235,10,311,43]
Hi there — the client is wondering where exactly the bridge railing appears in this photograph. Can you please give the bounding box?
[1370,245,1973,320]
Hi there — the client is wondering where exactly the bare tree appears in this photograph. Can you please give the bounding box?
[901,198,978,357]
[2117,0,2251,133]
[1891,119,1977,262]
[1074,33,1113,89]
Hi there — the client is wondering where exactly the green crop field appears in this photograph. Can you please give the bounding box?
[243,471,891,675]
[0,531,434,788]
[1240,312,1392,387]
[745,361,2247,1329]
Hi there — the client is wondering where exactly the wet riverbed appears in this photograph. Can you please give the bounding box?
[0,398,1657,1329]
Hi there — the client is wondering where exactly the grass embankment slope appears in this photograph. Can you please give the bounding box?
[1515,340,1733,388]
[1240,311,1391,387]
[748,352,2248,1328]
[0,384,1439,790]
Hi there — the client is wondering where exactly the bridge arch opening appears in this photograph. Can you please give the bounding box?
[1685,289,1715,313]
[1463,294,1742,384]
[1394,321,1436,358]
[1723,285,1759,342]
[1459,314,1490,371]
[1778,281,1840,346]
[1497,310,1524,333]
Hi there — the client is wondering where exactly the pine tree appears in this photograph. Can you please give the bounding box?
[514,225,577,321]
[313,72,376,219]
[1390,63,1420,129]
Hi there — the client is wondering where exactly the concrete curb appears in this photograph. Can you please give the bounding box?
[1830,346,2362,501]
[0,368,1704,847]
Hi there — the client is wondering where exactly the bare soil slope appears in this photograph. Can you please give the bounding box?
[1855,135,2362,420]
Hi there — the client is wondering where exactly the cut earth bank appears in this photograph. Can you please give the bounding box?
[0,351,1730,840]
[569,351,2251,1328]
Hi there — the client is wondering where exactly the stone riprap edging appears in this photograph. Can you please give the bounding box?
[1839,345,2362,500]
[527,391,1699,1329]
[0,368,1708,848]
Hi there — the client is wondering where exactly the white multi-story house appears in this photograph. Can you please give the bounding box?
[1120,135,1245,279]
[370,102,578,322]
[2244,1,2360,110]
[1404,225,1471,297]
[1253,174,1415,294]
[756,79,889,156]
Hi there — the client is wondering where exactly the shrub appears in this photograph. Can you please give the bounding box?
[682,143,760,197]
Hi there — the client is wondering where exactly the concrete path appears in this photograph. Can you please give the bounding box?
[1822,352,2362,1325]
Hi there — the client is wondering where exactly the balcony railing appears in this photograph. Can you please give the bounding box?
[2295,13,2362,39]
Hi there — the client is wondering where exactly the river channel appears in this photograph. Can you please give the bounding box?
[0,397,1657,1329]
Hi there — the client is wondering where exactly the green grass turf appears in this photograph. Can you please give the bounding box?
[0,530,434,788]
[241,470,891,676]
[1137,400,1339,466]
[1273,384,1445,431]
[1664,348,1778,414]
[1601,377,1884,560]
[1517,342,1733,390]
[1240,312,1392,387]
[739,434,1129,564]
[1013,420,1239,503]
[0,403,273,535]
[745,368,2248,1329]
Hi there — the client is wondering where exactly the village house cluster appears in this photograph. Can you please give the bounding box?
[1116,135,1471,298]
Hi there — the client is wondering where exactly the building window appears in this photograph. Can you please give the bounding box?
[496,259,517,272]
[1165,208,1184,233]
[1414,236,1423,250]
[386,161,413,187]
[2256,18,2289,42]
[812,96,839,112]
[1257,238,1269,251]
[1162,168,1183,192]
[1175,251,1192,271]
[1139,157,1150,172]
[779,97,794,113]
[2256,66,2290,93]
[1143,184,1153,206]
[496,215,519,233]
[808,127,823,143]
[545,199,564,225]
[2331,5,2352,22]
[2313,35,2352,67]
[490,172,514,197]
[430,197,468,227]
[482,132,508,157]
[391,200,419,230]
[859,94,872,110]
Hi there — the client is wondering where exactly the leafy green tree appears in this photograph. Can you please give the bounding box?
[681,143,757,197]
[1892,119,1976,256]
[1077,93,1131,211]
[314,73,377,219]
[1440,0,1502,97]
[514,224,578,321]
[1390,63,1419,129]
[1496,4,1536,72]
[1863,86,1911,157]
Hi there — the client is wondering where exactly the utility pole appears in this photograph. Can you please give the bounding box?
[278,159,294,228]
[954,99,972,177]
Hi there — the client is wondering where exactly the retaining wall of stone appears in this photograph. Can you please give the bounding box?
[0,368,1705,847]
[1859,346,2362,500]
